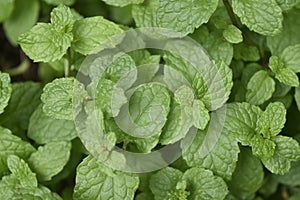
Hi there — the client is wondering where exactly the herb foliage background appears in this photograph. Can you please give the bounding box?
[1,0,300,199]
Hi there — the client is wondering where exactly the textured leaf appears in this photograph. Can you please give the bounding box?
[269,56,299,87]
[182,167,228,200]
[0,0,14,22]
[261,136,300,175]
[0,72,12,114]
[132,0,219,36]
[280,44,300,73]
[267,9,300,55]
[233,43,260,61]
[246,70,275,105]
[0,82,42,133]
[149,167,183,200]
[223,25,243,44]
[3,0,39,45]
[224,102,262,145]
[251,135,276,158]
[102,0,143,7]
[28,141,71,181]
[12,186,63,200]
[192,99,210,130]
[228,148,264,199]
[295,86,300,111]
[276,0,300,10]
[258,102,286,138]
[275,160,300,186]
[231,0,283,36]
[42,0,75,5]
[72,16,123,55]
[73,155,139,200]
[183,127,239,181]
[28,105,77,144]
[41,77,87,120]
[50,4,74,33]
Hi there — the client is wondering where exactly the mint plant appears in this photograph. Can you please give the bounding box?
[1,0,300,199]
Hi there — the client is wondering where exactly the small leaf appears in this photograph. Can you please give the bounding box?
[102,0,143,7]
[258,102,286,138]
[251,135,276,158]
[42,0,75,6]
[72,16,124,55]
[233,43,260,61]
[280,44,300,73]
[73,155,139,200]
[0,72,12,114]
[246,70,275,105]
[28,141,71,181]
[223,25,243,44]
[231,0,283,36]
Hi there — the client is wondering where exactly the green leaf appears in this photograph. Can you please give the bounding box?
[28,105,77,144]
[192,99,210,130]
[11,186,63,200]
[258,102,286,138]
[132,0,219,36]
[275,160,300,186]
[224,102,262,145]
[28,141,71,181]
[233,43,260,61]
[182,167,228,200]
[276,0,300,10]
[295,86,300,111]
[246,70,275,105]
[149,167,183,200]
[267,9,300,55]
[102,0,143,7]
[72,16,124,55]
[3,0,39,45]
[228,148,264,199]
[6,155,37,187]
[0,72,12,114]
[280,44,300,73]
[231,0,283,36]
[41,77,87,120]
[269,56,299,87]
[251,135,276,158]
[0,82,42,133]
[73,155,139,200]
[0,127,35,176]
[42,0,75,6]
[0,0,14,22]
[223,25,243,44]
[50,4,74,33]
[261,136,300,175]
[183,127,239,181]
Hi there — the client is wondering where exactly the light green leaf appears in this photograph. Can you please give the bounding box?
[228,148,264,199]
[192,99,210,130]
[28,141,71,181]
[102,0,143,7]
[0,82,42,133]
[251,135,276,158]
[3,0,39,45]
[275,160,300,186]
[95,78,127,117]
[50,4,74,33]
[267,9,300,55]
[224,102,262,145]
[233,43,260,61]
[72,16,124,55]
[246,70,275,105]
[132,0,219,36]
[6,155,37,187]
[0,127,35,176]
[149,167,183,200]
[0,0,14,22]
[269,56,299,87]
[231,0,283,36]
[223,25,243,44]
[258,102,286,138]
[295,86,300,111]
[163,66,190,93]
[41,77,87,120]
[73,155,139,200]
[182,167,228,200]
[12,186,63,200]
[0,72,12,114]
[42,0,75,6]
[280,44,300,73]
[261,136,300,175]
[28,105,77,144]
[276,0,300,10]
[183,127,239,181]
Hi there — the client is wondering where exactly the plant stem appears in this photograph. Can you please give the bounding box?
[65,48,72,77]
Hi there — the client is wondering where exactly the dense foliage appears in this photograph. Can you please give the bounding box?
[1,0,300,199]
